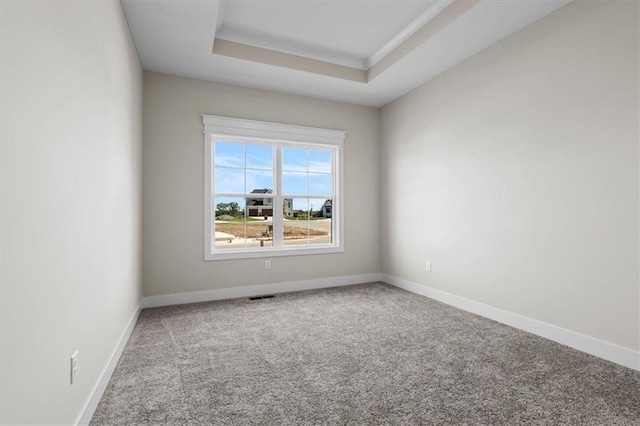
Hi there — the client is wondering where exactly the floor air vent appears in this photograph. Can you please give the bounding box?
[248,295,275,300]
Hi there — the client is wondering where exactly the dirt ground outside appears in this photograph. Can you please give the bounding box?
[215,222,327,239]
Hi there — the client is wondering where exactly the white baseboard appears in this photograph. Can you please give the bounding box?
[76,302,143,425]
[142,273,383,308]
[381,274,640,372]
[72,272,637,426]
[75,272,379,424]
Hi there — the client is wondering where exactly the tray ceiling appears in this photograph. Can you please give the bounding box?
[122,0,572,107]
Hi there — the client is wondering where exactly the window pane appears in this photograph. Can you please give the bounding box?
[246,219,273,249]
[214,197,272,250]
[246,191,274,218]
[214,197,245,250]
[245,170,273,194]
[318,198,333,219]
[209,134,339,255]
[284,198,309,246]
[214,141,244,168]
[315,198,333,246]
[246,144,273,170]
[290,198,309,218]
[308,173,332,196]
[282,172,307,195]
[214,167,244,194]
[314,217,333,245]
[282,198,294,218]
[282,147,307,172]
[245,196,273,248]
[308,150,332,173]
[214,197,244,219]
[282,198,331,246]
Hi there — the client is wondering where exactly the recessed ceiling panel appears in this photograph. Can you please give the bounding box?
[217,0,441,69]
[122,0,573,107]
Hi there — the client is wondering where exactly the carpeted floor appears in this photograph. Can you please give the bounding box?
[91,282,640,425]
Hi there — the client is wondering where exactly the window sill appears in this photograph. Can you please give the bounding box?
[205,245,343,261]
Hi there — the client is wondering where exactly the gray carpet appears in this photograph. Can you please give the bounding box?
[91,282,640,425]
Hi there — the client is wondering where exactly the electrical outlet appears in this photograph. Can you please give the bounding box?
[425,261,432,272]
[265,260,271,270]
[70,351,79,385]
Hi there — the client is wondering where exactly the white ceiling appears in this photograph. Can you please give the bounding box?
[122,0,572,107]
[216,0,449,70]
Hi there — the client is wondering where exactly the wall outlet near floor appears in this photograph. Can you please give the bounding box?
[265,260,271,270]
[70,351,79,384]
[425,261,432,272]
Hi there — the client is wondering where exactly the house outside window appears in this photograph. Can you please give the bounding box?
[203,115,344,260]
[245,189,293,217]
[321,199,332,218]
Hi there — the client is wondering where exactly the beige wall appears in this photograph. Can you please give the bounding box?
[381,0,639,351]
[1,1,143,423]
[143,73,380,296]
[2,2,637,423]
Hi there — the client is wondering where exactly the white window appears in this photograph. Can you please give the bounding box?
[203,115,344,260]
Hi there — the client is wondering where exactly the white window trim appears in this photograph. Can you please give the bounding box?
[203,114,345,261]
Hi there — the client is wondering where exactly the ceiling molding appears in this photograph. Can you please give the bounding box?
[368,0,480,82]
[213,39,367,83]
[214,1,456,72]
[364,0,455,70]
[212,0,479,84]
[123,0,574,107]
[214,28,368,71]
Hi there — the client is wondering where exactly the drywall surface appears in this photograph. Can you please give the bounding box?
[381,0,639,351]
[143,73,380,296]
[1,1,143,423]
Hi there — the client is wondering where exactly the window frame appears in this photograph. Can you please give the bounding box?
[203,114,345,261]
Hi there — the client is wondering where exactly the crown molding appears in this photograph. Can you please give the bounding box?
[365,0,455,69]
[214,27,368,70]
[212,0,477,84]
[213,38,367,83]
[367,0,480,81]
